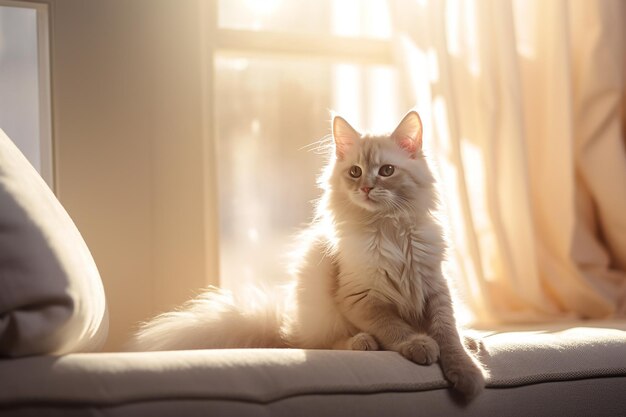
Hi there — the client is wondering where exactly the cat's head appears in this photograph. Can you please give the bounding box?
[327,111,436,216]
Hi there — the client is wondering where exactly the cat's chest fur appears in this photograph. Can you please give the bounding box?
[336,217,444,321]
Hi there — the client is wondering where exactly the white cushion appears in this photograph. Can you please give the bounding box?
[0,128,108,357]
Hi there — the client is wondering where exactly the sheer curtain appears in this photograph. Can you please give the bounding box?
[394,0,626,324]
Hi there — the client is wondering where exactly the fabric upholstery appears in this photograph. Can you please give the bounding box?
[0,128,108,357]
[0,323,624,416]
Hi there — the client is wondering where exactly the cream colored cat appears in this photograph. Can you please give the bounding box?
[130,111,486,399]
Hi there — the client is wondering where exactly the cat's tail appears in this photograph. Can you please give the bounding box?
[128,286,287,351]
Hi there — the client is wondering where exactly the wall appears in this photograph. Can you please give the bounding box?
[47,0,218,350]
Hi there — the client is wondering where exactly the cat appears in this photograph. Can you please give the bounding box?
[130,111,486,399]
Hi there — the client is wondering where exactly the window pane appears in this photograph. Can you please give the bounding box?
[0,7,39,165]
[0,5,51,185]
[215,54,399,291]
[218,0,392,39]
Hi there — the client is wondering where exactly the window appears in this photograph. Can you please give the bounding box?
[0,1,52,187]
[211,0,404,291]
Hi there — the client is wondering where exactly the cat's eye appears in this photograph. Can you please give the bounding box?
[378,165,395,177]
[349,165,362,178]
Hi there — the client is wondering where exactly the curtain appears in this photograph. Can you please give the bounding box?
[394,0,626,324]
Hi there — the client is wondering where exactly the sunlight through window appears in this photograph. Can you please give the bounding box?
[215,48,399,291]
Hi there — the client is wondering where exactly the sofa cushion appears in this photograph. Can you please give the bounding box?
[0,323,624,416]
[0,128,108,357]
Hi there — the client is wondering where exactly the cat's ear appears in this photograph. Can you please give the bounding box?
[332,115,360,160]
[391,111,423,158]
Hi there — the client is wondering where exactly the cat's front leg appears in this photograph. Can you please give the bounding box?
[423,284,486,400]
[339,297,439,365]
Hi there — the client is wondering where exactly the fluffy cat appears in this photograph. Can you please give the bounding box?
[130,111,486,399]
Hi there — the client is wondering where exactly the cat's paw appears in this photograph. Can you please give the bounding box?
[349,332,379,351]
[398,334,440,365]
[443,358,486,400]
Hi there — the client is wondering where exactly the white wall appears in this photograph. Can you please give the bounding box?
[47,0,218,351]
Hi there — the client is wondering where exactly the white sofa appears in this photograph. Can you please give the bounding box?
[1,323,626,416]
[1,128,625,416]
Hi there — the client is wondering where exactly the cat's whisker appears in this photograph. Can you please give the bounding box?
[299,134,334,155]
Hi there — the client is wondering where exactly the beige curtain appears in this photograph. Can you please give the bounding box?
[396,0,626,324]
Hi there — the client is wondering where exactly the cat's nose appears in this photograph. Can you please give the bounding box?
[361,187,372,194]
